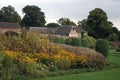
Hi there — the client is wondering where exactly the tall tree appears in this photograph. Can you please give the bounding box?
[86,8,113,38]
[22,5,46,27]
[0,5,21,23]
[78,19,87,29]
[58,18,76,26]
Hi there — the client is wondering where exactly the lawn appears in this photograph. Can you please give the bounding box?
[41,49,120,80]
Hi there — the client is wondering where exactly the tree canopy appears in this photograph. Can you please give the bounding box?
[22,5,46,27]
[78,19,87,28]
[85,8,113,38]
[46,23,60,27]
[0,5,21,23]
[58,18,76,26]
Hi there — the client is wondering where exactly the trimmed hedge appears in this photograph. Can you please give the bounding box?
[70,38,81,46]
[95,39,109,58]
[65,38,72,45]
[54,37,65,44]
[83,36,96,48]
[81,39,89,48]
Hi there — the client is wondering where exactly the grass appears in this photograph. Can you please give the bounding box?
[40,49,120,80]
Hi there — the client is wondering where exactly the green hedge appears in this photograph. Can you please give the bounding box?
[65,38,72,45]
[70,38,81,46]
[83,36,96,48]
[95,39,109,57]
[81,39,89,48]
[54,37,66,44]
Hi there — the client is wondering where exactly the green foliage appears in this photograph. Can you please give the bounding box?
[0,32,51,53]
[81,39,89,47]
[1,54,13,77]
[83,36,96,48]
[0,5,21,24]
[65,38,72,45]
[78,19,87,29]
[46,23,60,27]
[86,8,113,38]
[116,48,120,52]
[17,62,37,75]
[107,33,119,41]
[58,18,76,26]
[48,65,59,72]
[54,37,66,44]
[112,27,120,40]
[70,38,81,46]
[22,5,46,27]
[95,39,109,57]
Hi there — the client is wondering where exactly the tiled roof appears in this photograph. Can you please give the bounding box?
[0,22,21,29]
[55,25,73,35]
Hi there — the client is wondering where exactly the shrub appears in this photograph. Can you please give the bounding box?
[53,49,75,69]
[81,39,89,47]
[107,33,119,41]
[48,64,59,72]
[59,44,106,69]
[1,54,14,77]
[65,38,72,45]
[95,39,109,58]
[70,38,81,46]
[54,37,61,44]
[116,48,120,52]
[73,54,87,68]
[17,62,37,75]
[54,37,65,44]
[0,33,8,50]
[83,36,96,48]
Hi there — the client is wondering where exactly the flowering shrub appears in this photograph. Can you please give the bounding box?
[59,44,106,69]
[1,51,37,75]
[53,49,75,69]
[4,51,36,63]
[74,54,87,68]
[0,32,106,76]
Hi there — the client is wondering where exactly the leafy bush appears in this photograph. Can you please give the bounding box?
[70,38,81,46]
[48,64,59,72]
[95,39,109,58]
[0,32,62,54]
[81,39,89,47]
[59,44,106,69]
[107,33,119,41]
[54,37,66,44]
[2,55,13,76]
[116,48,120,52]
[65,38,72,45]
[83,36,96,48]
[53,49,75,69]
[17,62,37,75]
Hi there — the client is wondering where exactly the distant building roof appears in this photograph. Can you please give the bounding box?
[29,27,48,33]
[0,22,21,29]
[55,25,74,35]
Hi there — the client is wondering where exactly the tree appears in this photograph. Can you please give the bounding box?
[112,27,120,40]
[46,23,60,27]
[86,8,113,38]
[78,19,87,29]
[22,5,46,27]
[58,18,76,26]
[107,33,119,41]
[0,5,21,23]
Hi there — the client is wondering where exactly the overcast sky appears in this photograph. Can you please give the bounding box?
[0,0,120,30]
